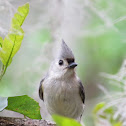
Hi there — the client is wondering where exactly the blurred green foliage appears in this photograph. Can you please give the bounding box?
[83,28,126,74]
[53,115,82,126]
[76,0,126,126]
[77,0,126,77]
[93,102,122,126]
[27,29,52,44]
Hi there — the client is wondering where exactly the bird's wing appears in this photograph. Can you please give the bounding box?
[78,80,85,104]
[39,78,45,101]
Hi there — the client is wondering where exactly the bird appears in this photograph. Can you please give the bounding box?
[39,40,85,122]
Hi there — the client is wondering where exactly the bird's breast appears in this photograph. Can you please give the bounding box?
[43,79,83,119]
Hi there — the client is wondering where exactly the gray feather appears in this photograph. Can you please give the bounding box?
[79,80,85,104]
[59,39,75,60]
[39,78,44,101]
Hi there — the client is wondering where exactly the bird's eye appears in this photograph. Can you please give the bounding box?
[59,60,63,66]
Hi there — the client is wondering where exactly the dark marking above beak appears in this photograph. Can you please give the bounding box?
[67,62,77,69]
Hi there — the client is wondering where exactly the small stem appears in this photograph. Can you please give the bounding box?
[3,65,7,76]
[0,64,5,81]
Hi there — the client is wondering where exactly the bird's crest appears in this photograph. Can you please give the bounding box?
[58,39,75,60]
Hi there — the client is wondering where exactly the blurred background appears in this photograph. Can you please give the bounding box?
[0,0,126,126]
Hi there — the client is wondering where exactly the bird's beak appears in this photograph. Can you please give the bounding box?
[67,62,78,69]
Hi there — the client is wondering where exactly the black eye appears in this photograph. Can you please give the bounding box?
[59,60,63,66]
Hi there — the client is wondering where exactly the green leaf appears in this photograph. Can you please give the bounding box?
[0,27,24,66]
[93,102,123,125]
[104,106,114,114]
[11,3,29,28]
[0,3,29,67]
[6,95,42,119]
[93,102,105,114]
[113,122,122,126]
[53,115,81,126]
[0,37,3,47]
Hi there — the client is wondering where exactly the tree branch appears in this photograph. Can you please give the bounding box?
[0,117,56,126]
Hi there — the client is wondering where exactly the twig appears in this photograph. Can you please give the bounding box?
[0,116,56,126]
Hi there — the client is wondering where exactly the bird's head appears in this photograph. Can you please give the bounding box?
[49,40,77,79]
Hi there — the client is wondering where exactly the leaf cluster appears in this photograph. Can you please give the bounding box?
[0,3,29,80]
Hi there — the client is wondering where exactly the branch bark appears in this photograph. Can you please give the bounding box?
[0,117,56,126]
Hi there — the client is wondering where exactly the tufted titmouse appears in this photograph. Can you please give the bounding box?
[39,40,85,122]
